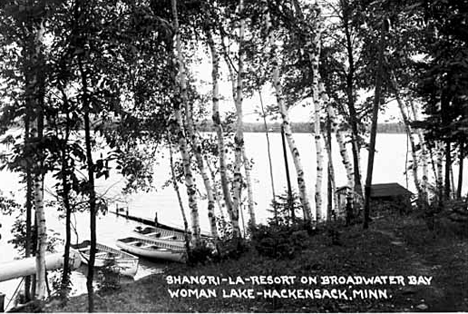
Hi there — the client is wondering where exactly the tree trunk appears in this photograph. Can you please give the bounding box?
[185,97,218,238]
[258,91,276,202]
[445,140,451,200]
[436,142,444,197]
[59,87,72,298]
[309,11,325,222]
[242,148,255,226]
[324,86,354,218]
[24,96,33,302]
[457,140,464,198]
[325,109,336,221]
[204,155,226,219]
[409,100,429,202]
[391,76,422,200]
[171,0,201,243]
[34,174,47,300]
[231,0,247,237]
[207,27,238,236]
[263,1,312,221]
[168,138,191,253]
[281,126,295,222]
[31,21,47,301]
[77,56,97,313]
[363,21,386,229]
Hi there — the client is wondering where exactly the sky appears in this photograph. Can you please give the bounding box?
[191,52,403,125]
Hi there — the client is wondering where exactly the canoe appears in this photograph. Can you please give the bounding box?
[116,237,186,263]
[71,240,139,277]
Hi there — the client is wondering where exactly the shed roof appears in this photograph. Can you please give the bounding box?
[370,183,413,198]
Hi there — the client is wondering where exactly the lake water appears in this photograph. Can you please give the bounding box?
[0,132,466,308]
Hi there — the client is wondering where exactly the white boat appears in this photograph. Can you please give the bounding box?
[132,226,186,246]
[116,237,186,263]
[71,240,139,277]
[133,225,213,243]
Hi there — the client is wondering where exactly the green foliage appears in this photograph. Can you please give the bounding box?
[423,197,468,237]
[187,239,217,266]
[9,216,61,255]
[97,258,122,293]
[187,237,249,266]
[0,190,21,215]
[250,222,309,259]
[268,190,303,226]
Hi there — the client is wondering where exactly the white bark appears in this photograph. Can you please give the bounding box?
[409,100,429,202]
[171,0,200,242]
[242,148,255,226]
[262,1,312,221]
[391,75,422,199]
[186,113,218,237]
[32,22,47,301]
[204,155,226,219]
[325,95,354,190]
[207,30,238,235]
[168,140,190,234]
[436,141,444,191]
[34,175,47,299]
[221,0,247,237]
[309,10,325,222]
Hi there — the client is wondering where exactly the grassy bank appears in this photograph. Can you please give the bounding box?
[46,212,468,312]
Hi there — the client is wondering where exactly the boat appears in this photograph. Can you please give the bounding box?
[133,225,213,243]
[71,240,139,277]
[132,225,186,246]
[116,237,186,263]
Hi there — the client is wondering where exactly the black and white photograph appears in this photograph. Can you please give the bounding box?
[0,0,467,312]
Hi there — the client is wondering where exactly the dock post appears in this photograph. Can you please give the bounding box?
[126,207,129,219]
[0,292,5,312]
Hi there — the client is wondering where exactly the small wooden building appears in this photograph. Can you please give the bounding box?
[336,186,353,212]
[335,183,413,214]
[370,183,413,201]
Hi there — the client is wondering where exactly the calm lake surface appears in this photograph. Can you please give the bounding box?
[0,132,466,306]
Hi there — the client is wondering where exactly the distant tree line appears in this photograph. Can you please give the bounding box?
[198,121,406,133]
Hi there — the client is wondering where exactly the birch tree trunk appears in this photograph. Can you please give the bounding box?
[204,155,226,219]
[217,0,248,237]
[309,14,325,222]
[31,21,47,301]
[409,100,429,202]
[322,86,338,221]
[34,175,46,300]
[457,140,464,199]
[262,1,312,221]
[186,105,218,237]
[242,148,255,226]
[168,137,191,251]
[232,0,247,237]
[391,75,423,200]
[206,28,238,236]
[326,95,354,191]
[171,0,201,243]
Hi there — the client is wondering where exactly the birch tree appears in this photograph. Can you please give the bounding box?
[171,0,201,243]
[309,6,326,222]
[205,27,236,233]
